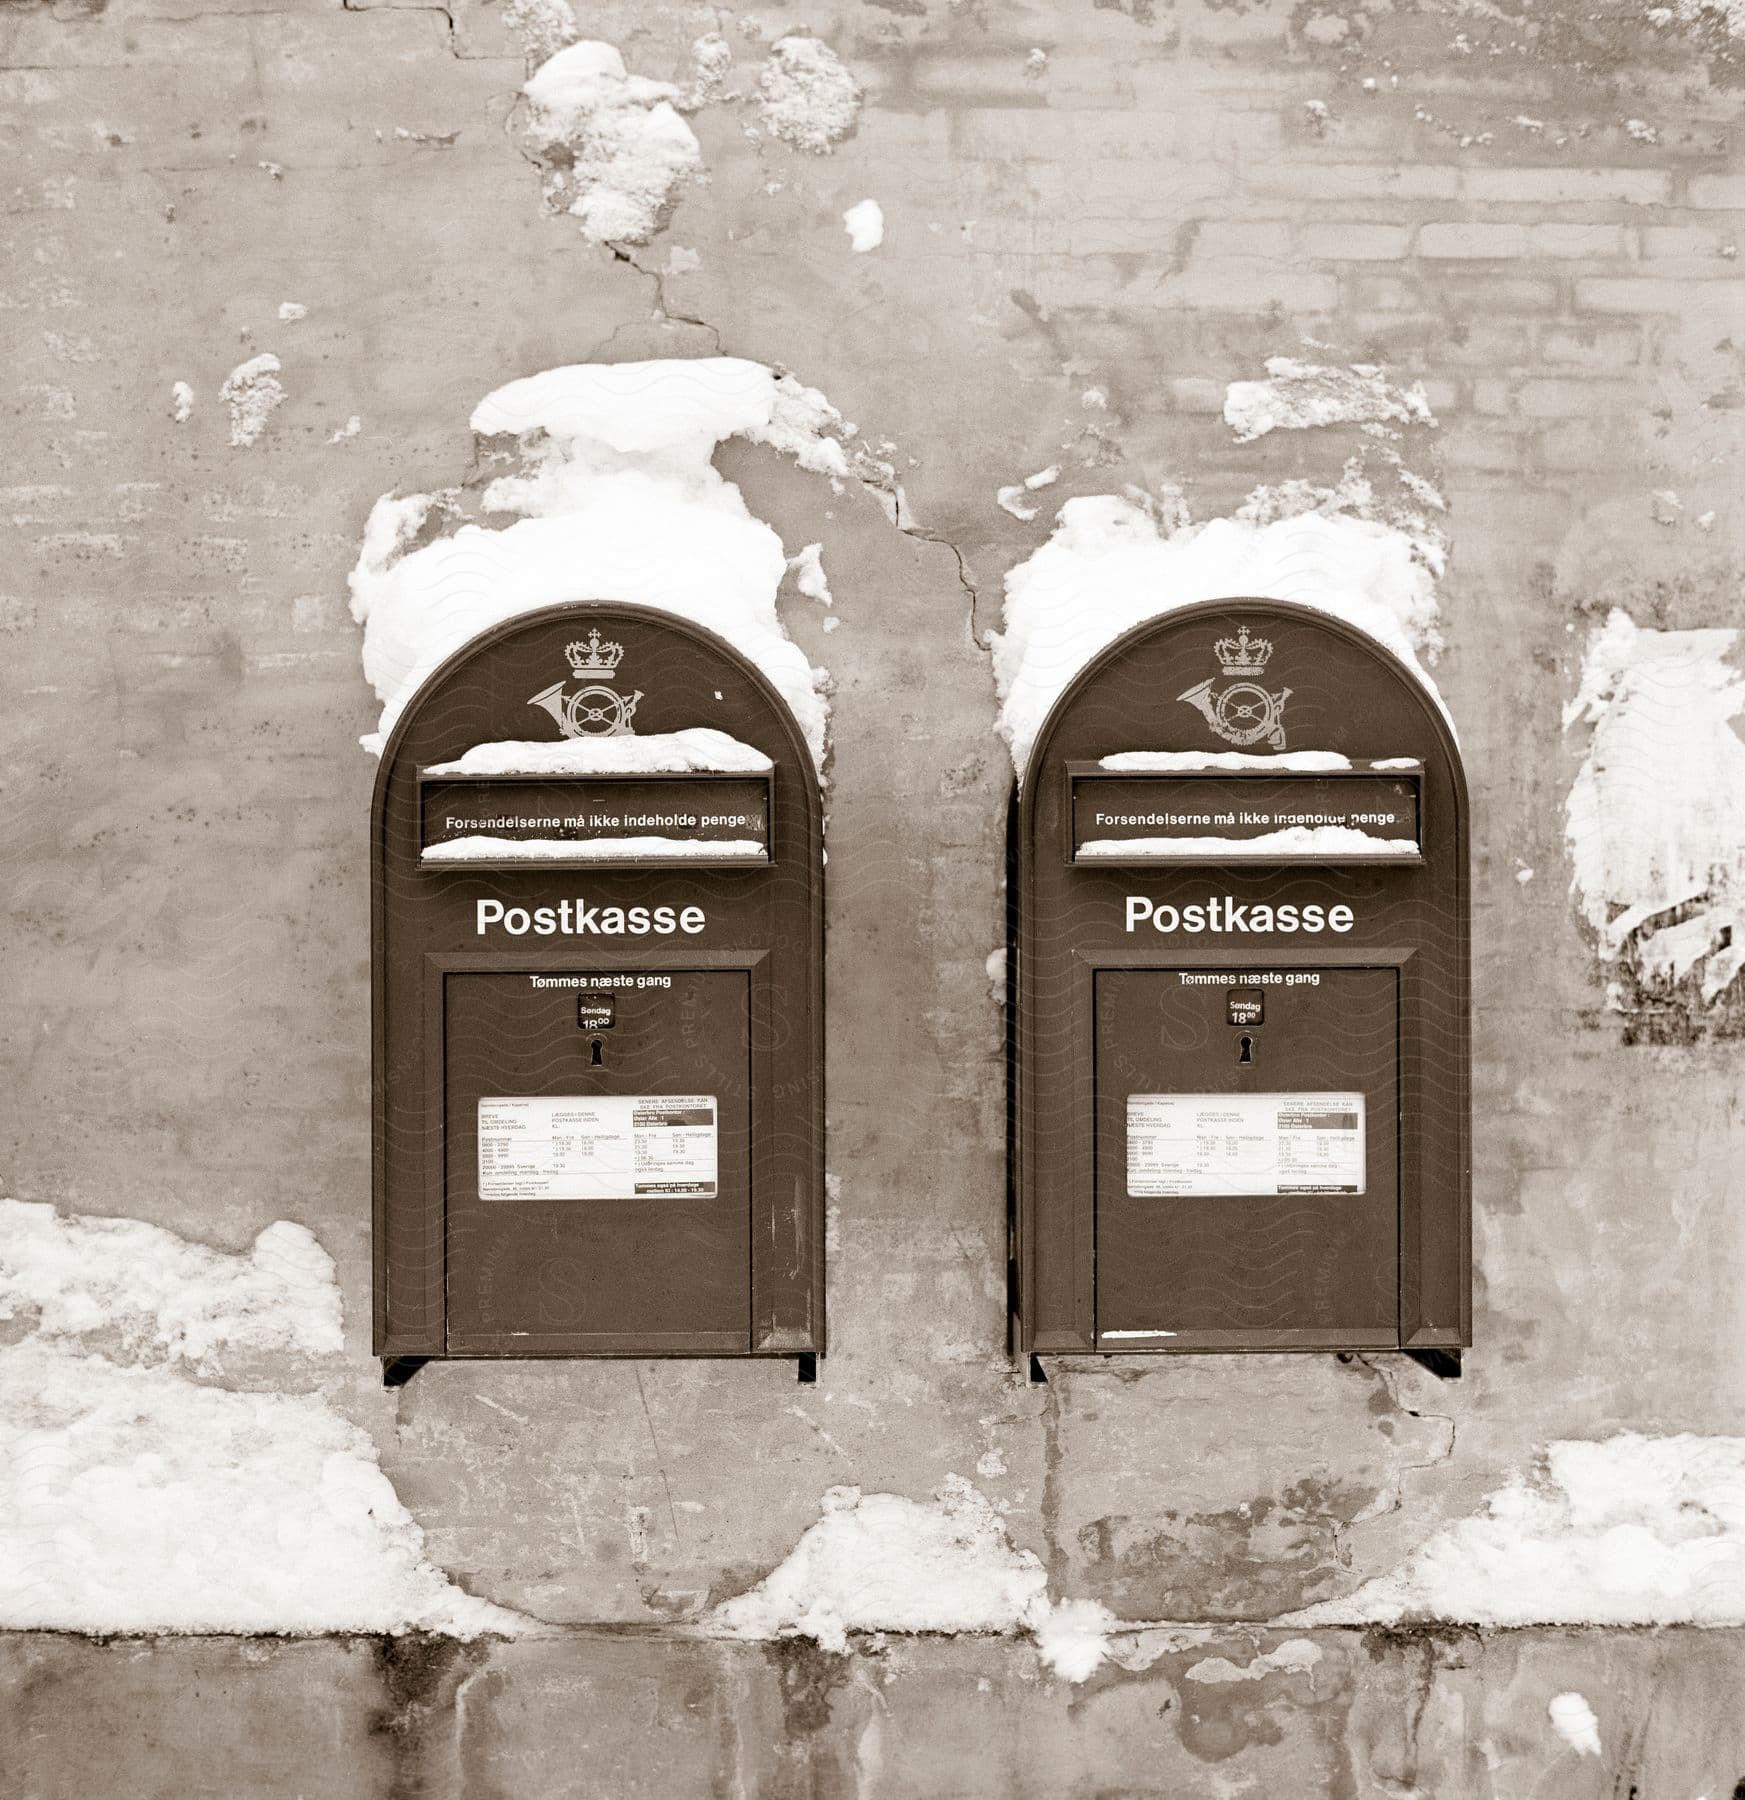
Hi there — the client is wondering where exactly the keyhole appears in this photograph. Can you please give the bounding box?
[1238,1035,1254,1065]
[589,1038,604,1067]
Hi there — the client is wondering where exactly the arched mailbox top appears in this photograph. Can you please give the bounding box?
[1020,596,1465,819]
[373,600,822,871]
[1016,597,1466,883]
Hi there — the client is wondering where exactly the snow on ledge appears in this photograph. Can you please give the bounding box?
[1281,1432,1745,1628]
[1079,826,1418,859]
[424,729,773,777]
[423,834,765,863]
[704,1478,1117,1682]
[0,1198,340,1365]
[0,1200,525,1638]
[1099,750,1355,773]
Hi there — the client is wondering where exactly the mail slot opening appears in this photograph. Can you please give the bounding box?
[1070,760,1424,866]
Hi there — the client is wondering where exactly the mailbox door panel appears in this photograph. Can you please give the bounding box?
[444,969,752,1352]
[1094,967,1399,1348]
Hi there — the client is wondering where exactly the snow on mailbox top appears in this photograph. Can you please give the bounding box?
[992,496,1450,781]
[349,357,855,772]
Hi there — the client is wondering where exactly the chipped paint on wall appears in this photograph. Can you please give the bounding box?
[1564,609,1745,1032]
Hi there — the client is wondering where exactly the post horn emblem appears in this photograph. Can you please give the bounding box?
[527,629,644,739]
[1177,625,1291,751]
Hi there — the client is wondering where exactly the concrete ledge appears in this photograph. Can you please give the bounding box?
[4,1626,1742,1799]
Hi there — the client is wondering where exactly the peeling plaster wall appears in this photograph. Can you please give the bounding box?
[2,0,1743,1789]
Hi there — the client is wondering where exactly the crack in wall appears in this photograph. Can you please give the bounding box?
[1340,1354,1459,1552]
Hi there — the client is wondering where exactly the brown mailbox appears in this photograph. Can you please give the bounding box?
[372,602,824,1382]
[1012,599,1469,1374]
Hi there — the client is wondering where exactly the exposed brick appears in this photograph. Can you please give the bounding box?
[1641,226,1739,259]
[1433,274,1563,313]
[1684,172,1745,209]
[1418,222,1530,259]
[1527,223,1632,259]
[1574,276,1693,313]
[1440,428,1533,475]
[1419,378,1463,413]
[1190,221,1294,258]
[1339,273,1421,312]
[1439,320,1535,365]
[1250,163,1461,202]
[1538,326,1643,369]
[1157,268,1340,311]
[1473,379,1517,416]
[1538,419,1643,471]
[1515,378,1641,419]
[1460,167,1672,206]
[1297,222,1414,261]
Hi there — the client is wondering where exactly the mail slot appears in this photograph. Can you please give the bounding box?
[372,602,824,1378]
[1012,599,1469,1366]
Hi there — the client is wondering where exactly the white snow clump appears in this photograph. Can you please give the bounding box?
[708,1477,1117,1682]
[348,357,857,768]
[1564,609,1745,1006]
[1285,1433,1745,1627]
[759,36,862,152]
[1224,359,1435,444]
[0,1199,521,1637]
[521,41,702,244]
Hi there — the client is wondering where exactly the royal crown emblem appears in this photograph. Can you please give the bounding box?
[1178,622,1291,750]
[528,629,643,738]
[565,629,624,678]
[1213,626,1272,678]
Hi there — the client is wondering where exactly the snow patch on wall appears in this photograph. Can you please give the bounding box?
[0,1200,522,1637]
[1563,610,1745,1018]
[842,199,883,253]
[1283,1433,1745,1627]
[520,41,702,245]
[758,37,862,153]
[1548,1692,1603,1757]
[0,1199,340,1365]
[503,0,577,62]
[787,542,833,606]
[992,495,1445,780]
[348,357,863,770]
[1658,0,1745,37]
[1224,359,1434,444]
[707,1478,1117,1682]
[1184,1638,1323,1684]
[221,353,284,448]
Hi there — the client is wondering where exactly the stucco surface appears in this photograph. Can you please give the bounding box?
[2,0,1742,1787]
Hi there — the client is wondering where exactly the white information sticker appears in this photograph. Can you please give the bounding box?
[1126,1092,1365,1197]
[477,1095,718,1201]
